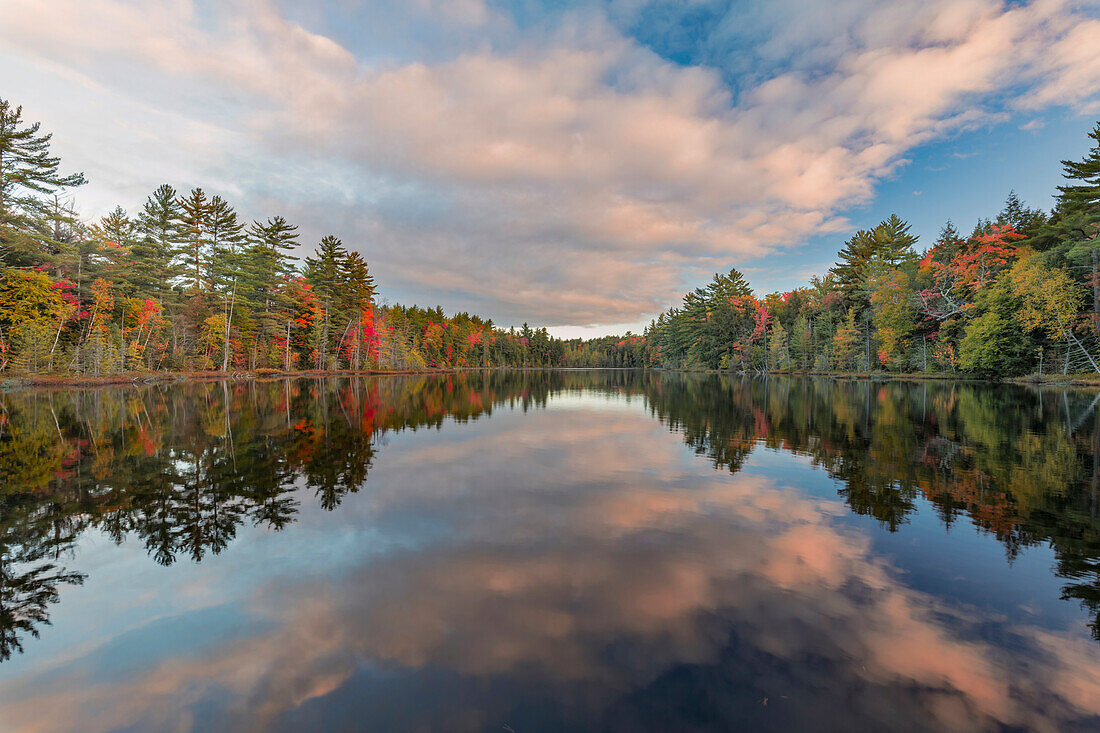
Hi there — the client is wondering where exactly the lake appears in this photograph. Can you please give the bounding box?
[0,371,1098,732]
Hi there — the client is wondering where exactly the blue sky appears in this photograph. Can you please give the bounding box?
[1,0,1098,336]
[745,110,1099,296]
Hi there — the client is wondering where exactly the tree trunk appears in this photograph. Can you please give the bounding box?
[353,314,361,371]
[221,285,235,372]
[863,314,871,371]
[1092,246,1099,337]
[763,328,768,372]
[322,302,330,370]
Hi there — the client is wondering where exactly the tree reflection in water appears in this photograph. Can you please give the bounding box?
[0,372,1097,663]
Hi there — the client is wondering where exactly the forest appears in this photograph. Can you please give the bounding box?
[2,93,1099,379]
[566,122,1100,378]
[0,98,564,376]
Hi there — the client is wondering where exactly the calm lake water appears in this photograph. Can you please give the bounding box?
[0,371,1098,732]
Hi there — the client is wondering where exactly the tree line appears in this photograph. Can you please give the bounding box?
[568,122,1100,377]
[0,98,564,375]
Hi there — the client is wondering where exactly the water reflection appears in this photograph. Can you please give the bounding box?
[0,372,1098,731]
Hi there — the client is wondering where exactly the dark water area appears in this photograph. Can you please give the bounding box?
[0,371,1098,732]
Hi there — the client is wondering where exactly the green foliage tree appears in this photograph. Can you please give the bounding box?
[0,98,85,267]
[832,307,862,370]
[870,269,915,370]
[958,279,1033,375]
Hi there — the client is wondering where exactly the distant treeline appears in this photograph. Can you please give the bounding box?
[566,122,1100,377]
[0,97,564,375]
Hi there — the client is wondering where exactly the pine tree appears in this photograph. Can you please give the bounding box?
[930,220,962,264]
[304,235,347,367]
[832,229,878,306]
[246,216,299,303]
[1058,122,1100,213]
[178,188,212,292]
[970,217,993,239]
[134,184,183,298]
[207,195,246,294]
[305,235,347,308]
[874,214,918,267]
[0,98,85,267]
[245,216,299,365]
[1046,124,1100,335]
[205,196,246,371]
[995,190,1047,237]
[94,206,137,293]
[340,251,375,309]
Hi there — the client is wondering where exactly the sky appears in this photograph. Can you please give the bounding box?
[1,0,1099,337]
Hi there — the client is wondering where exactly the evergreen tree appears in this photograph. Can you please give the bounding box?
[93,206,137,293]
[341,251,376,309]
[832,228,878,306]
[244,216,299,365]
[0,98,85,267]
[874,214,919,267]
[204,196,246,370]
[1037,124,1100,336]
[207,195,246,294]
[304,235,347,309]
[1058,122,1100,213]
[831,218,917,308]
[246,216,299,307]
[996,190,1047,237]
[790,314,812,369]
[930,220,962,264]
[304,235,347,367]
[134,184,183,298]
[178,188,212,292]
[970,217,993,239]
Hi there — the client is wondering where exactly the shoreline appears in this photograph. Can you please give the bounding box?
[4,367,1100,391]
[653,367,1100,388]
[0,367,495,391]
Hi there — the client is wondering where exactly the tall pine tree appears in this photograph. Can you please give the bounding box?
[178,188,212,293]
[134,184,183,298]
[304,234,348,367]
[0,98,85,267]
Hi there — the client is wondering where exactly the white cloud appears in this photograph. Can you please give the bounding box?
[0,0,1097,326]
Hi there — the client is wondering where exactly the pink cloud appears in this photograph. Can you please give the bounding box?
[0,0,1097,325]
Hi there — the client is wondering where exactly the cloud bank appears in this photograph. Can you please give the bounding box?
[1,0,1098,326]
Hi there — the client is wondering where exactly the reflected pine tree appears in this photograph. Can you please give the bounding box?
[0,371,566,658]
[636,373,1100,640]
[1,371,1098,659]
[0,497,86,662]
